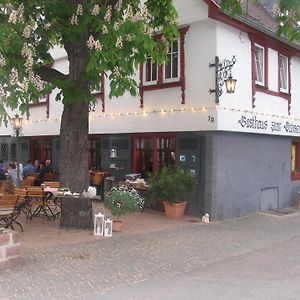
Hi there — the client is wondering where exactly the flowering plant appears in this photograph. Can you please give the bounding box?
[104,186,144,220]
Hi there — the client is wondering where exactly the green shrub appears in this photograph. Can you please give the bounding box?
[104,186,144,220]
[148,167,197,205]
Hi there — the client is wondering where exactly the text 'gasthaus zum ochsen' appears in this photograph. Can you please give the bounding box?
[238,115,300,133]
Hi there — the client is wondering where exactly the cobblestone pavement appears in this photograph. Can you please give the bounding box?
[1,212,300,299]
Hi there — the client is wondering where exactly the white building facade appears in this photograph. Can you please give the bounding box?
[1,0,300,219]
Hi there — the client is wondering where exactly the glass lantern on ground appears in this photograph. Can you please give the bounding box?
[10,114,23,188]
[94,212,105,236]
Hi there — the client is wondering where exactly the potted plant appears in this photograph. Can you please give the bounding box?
[104,186,144,232]
[148,167,197,219]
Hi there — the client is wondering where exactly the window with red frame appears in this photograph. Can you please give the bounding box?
[279,54,289,93]
[291,141,300,180]
[132,134,176,177]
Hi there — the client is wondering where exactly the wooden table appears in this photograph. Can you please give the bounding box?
[59,196,93,230]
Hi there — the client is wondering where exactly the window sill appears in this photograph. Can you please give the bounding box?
[140,80,182,91]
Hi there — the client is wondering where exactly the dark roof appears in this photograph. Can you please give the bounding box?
[214,0,300,50]
[240,0,277,33]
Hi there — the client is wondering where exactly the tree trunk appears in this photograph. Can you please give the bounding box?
[59,101,89,193]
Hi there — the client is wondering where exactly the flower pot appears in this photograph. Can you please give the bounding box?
[113,220,123,232]
[163,201,187,219]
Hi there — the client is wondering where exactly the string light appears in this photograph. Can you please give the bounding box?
[22,105,300,126]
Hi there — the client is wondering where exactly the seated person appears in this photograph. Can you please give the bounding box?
[22,159,36,178]
[7,162,17,187]
[0,160,6,180]
[35,160,46,186]
[44,159,54,173]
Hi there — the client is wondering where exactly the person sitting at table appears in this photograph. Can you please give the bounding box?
[22,159,36,178]
[44,159,54,173]
[35,160,46,186]
[0,160,6,180]
[34,160,40,172]
[7,162,17,187]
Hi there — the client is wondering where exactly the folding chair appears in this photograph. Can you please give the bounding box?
[0,194,23,232]
[14,188,31,220]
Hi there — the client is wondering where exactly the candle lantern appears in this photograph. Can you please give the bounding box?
[94,212,105,236]
[110,146,117,158]
[104,218,113,237]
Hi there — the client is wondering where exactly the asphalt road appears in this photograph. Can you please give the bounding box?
[1,212,300,299]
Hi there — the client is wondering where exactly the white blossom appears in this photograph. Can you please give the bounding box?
[87,35,95,49]
[113,66,121,77]
[104,6,112,22]
[114,21,120,31]
[8,4,25,24]
[102,25,108,34]
[8,10,18,24]
[116,36,123,49]
[20,78,29,92]
[9,68,19,85]
[94,40,102,51]
[71,14,78,25]
[114,0,122,12]
[44,23,51,30]
[91,4,100,16]
[0,54,6,67]
[76,4,83,15]
[125,34,133,42]
[22,25,31,39]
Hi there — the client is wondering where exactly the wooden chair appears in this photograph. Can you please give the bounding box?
[26,187,55,220]
[0,194,23,232]
[44,173,56,181]
[43,181,60,188]
[92,172,105,186]
[20,177,35,189]
[14,188,30,220]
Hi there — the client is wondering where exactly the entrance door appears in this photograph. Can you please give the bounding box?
[30,137,52,162]
[132,133,176,177]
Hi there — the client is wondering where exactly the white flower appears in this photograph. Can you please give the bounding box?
[94,40,102,51]
[114,0,122,12]
[114,22,120,31]
[104,6,112,22]
[71,14,78,25]
[102,25,108,34]
[8,10,18,24]
[113,66,121,77]
[0,53,6,67]
[115,36,123,49]
[91,4,100,16]
[22,25,31,38]
[9,68,19,85]
[87,35,95,49]
[0,85,5,97]
[76,4,83,15]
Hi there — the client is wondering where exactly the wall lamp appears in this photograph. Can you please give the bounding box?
[209,56,237,103]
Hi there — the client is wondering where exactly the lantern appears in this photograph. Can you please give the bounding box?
[110,146,117,158]
[104,218,113,237]
[94,212,105,236]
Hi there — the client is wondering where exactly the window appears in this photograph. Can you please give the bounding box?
[291,141,300,180]
[279,54,289,93]
[139,27,189,107]
[88,137,101,169]
[144,39,179,84]
[132,134,176,177]
[144,56,157,84]
[255,45,264,85]
[164,40,179,81]
[30,138,52,162]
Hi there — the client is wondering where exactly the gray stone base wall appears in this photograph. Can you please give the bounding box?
[210,131,300,220]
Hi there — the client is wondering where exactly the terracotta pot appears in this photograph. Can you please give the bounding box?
[163,201,187,219]
[113,220,123,232]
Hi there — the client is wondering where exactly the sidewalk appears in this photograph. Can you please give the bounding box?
[17,208,202,249]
